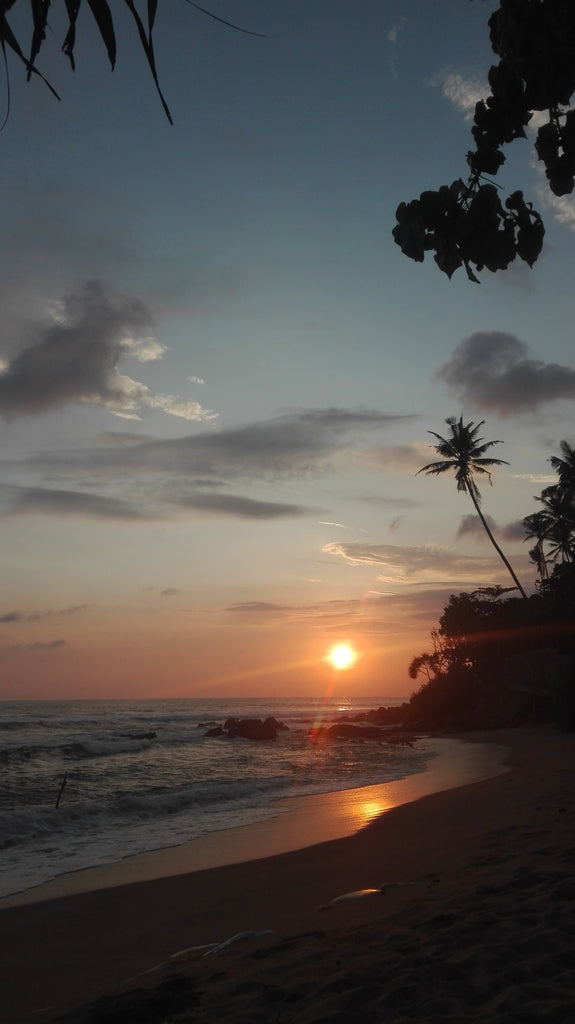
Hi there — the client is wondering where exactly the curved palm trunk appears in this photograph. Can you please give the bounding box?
[466,481,528,599]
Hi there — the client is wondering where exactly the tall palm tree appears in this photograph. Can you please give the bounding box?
[417,416,527,598]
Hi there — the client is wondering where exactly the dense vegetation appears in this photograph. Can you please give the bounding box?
[402,440,575,730]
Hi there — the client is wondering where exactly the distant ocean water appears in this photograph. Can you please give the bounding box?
[0,696,432,900]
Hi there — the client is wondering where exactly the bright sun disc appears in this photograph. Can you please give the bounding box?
[328,643,355,670]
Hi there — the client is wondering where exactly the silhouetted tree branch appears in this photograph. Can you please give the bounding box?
[393,0,575,281]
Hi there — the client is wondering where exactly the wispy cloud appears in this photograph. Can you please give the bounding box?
[359,442,428,474]
[30,639,66,650]
[323,541,509,586]
[225,602,293,615]
[0,606,86,624]
[512,473,556,484]
[387,18,406,46]
[430,69,485,120]
[438,332,575,416]
[387,17,406,78]
[0,281,217,423]
[27,408,415,481]
[538,186,575,233]
[0,639,67,653]
[358,492,421,509]
[1,407,416,522]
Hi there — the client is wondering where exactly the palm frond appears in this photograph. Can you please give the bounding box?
[416,459,458,477]
[0,0,265,124]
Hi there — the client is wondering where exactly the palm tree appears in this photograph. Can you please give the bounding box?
[523,442,575,571]
[523,511,550,581]
[535,485,575,564]
[549,440,575,499]
[417,416,527,598]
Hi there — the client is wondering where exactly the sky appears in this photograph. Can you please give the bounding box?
[0,1,573,701]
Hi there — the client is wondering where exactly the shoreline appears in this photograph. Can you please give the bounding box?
[2,725,574,1024]
[0,734,507,908]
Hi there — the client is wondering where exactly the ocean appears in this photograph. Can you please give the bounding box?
[0,696,433,900]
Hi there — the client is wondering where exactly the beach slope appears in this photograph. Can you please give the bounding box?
[2,725,574,1024]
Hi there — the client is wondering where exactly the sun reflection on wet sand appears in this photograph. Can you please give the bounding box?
[357,799,389,828]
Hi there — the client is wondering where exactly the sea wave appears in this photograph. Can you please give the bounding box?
[0,696,412,897]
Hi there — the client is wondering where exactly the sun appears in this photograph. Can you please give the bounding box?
[328,643,356,670]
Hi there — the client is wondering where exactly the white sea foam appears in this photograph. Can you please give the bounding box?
[0,696,416,898]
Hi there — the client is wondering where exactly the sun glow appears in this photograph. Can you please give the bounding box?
[328,643,356,670]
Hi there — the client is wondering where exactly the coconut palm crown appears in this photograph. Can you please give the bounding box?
[549,440,575,503]
[418,417,527,599]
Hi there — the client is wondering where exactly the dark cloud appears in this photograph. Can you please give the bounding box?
[161,589,179,597]
[499,519,527,542]
[389,516,404,532]
[30,408,415,481]
[0,611,21,623]
[456,514,525,545]
[456,513,497,540]
[1,482,312,523]
[0,281,215,422]
[177,493,312,519]
[3,486,154,521]
[437,332,575,416]
[3,407,416,522]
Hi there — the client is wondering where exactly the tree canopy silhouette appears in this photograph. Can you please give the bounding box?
[2,3,572,282]
[393,0,575,282]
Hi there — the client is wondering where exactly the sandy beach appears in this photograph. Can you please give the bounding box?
[2,725,574,1023]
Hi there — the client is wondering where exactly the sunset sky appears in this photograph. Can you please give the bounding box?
[0,1,573,700]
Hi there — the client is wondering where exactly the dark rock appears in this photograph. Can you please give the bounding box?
[310,722,414,744]
[339,704,409,726]
[265,715,289,732]
[204,725,224,737]
[223,717,288,740]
